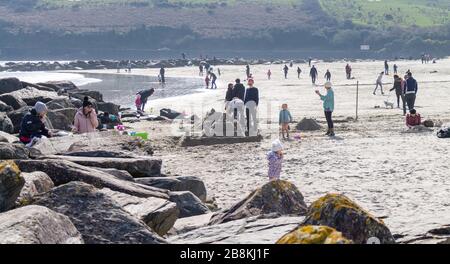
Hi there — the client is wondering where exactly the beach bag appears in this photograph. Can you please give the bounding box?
[437,127,450,138]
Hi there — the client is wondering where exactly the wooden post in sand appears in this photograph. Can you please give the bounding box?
[356,81,359,121]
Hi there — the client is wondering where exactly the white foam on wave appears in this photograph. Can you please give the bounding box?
[0,71,102,87]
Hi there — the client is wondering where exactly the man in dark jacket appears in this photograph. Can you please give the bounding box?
[283,65,289,79]
[137,88,155,112]
[233,79,245,101]
[310,65,318,84]
[404,72,418,111]
[244,78,259,136]
[19,101,51,144]
[159,67,165,84]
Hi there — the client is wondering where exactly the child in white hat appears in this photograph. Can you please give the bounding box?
[267,139,284,181]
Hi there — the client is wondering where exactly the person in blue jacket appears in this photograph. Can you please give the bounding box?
[244,78,259,136]
[315,81,335,136]
[279,103,293,140]
[403,71,418,111]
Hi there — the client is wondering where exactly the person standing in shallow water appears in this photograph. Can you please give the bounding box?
[315,82,335,137]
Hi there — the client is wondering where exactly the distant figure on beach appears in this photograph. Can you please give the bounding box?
[390,75,405,110]
[279,103,293,140]
[159,67,166,84]
[406,109,421,128]
[315,82,335,137]
[246,64,251,79]
[267,69,272,80]
[384,60,389,75]
[374,72,385,95]
[210,72,218,89]
[345,64,352,79]
[324,69,331,81]
[267,139,284,181]
[199,64,204,76]
[233,79,246,101]
[19,101,52,145]
[73,97,99,134]
[244,78,259,136]
[308,57,312,67]
[205,74,210,89]
[393,64,398,74]
[290,61,293,68]
[297,67,302,79]
[127,61,132,73]
[137,88,155,112]
[283,65,289,79]
[217,68,221,76]
[182,53,186,60]
[404,71,418,111]
[310,65,318,84]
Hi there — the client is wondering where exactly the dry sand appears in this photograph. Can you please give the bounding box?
[80,58,450,242]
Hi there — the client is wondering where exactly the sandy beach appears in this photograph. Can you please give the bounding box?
[74,59,450,243]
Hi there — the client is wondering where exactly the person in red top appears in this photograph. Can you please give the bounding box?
[406,109,421,128]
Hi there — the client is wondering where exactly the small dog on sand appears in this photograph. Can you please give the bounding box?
[384,101,394,109]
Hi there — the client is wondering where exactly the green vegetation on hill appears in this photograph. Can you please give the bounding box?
[320,0,450,28]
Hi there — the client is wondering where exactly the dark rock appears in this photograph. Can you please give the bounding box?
[0,205,83,244]
[47,108,77,131]
[21,81,57,92]
[15,159,169,199]
[0,113,14,134]
[0,143,30,160]
[296,118,322,131]
[8,88,64,106]
[136,176,207,202]
[0,78,23,95]
[33,182,167,244]
[210,180,307,225]
[16,171,54,206]
[63,150,135,158]
[100,188,179,236]
[0,100,13,112]
[169,191,210,218]
[46,98,75,110]
[37,81,78,92]
[301,193,395,244]
[277,225,353,244]
[97,102,120,115]
[0,161,25,212]
[6,106,31,133]
[0,93,27,110]
[46,155,161,178]
[69,90,103,102]
[0,131,18,143]
[94,168,135,182]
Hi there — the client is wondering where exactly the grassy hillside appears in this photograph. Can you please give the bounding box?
[320,0,450,28]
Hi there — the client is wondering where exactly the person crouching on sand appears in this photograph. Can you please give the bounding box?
[267,139,284,181]
[406,109,421,128]
[315,82,335,137]
[279,104,293,140]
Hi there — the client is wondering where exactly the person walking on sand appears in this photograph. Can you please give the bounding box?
[325,69,331,81]
[308,57,312,67]
[393,64,398,74]
[267,139,284,181]
[345,64,352,79]
[210,72,218,89]
[159,67,166,84]
[246,64,251,79]
[384,60,389,75]
[267,69,272,80]
[297,67,302,79]
[233,78,245,101]
[279,103,293,140]
[404,71,418,111]
[244,78,259,137]
[218,68,221,76]
[315,82,335,137]
[73,97,99,134]
[390,75,405,109]
[374,72,385,95]
[199,64,204,76]
[283,64,289,79]
[310,65,318,84]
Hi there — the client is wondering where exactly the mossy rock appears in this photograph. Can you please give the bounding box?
[302,193,395,244]
[210,180,307,225]
[0,161,25,212]
[277,225,353,244]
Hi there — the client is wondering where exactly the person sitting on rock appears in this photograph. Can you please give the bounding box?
[73,97,99,134]
[19,101,52,145]
[406,109,421,128]
[267,139,284,181]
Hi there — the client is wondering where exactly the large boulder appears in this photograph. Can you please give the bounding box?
[15,159,169,199]
[276,225,353,244]
[0,131,19,143]
[97,102,120,116]
[0,100,13,112]
[36,81,78,92]
[100,188,179,236]
[8,88,65,106]
[296,118,322,131]
[169,191,210,218]
[69,90,103,102]
[47,108,77,131]
[16,171,54,206]
[0,161,25,212]
[0,143,29,160]
[46,98,75,110]
[0,113,14,134]
[0,77,23,94]
[136,176,207,202]
[7,106,31,133]
[45,155,162,177]
[0,205,83,244]
[0,93,27,110]
[209,180,308,225]
[301,194,395,244]
[33,182,167,244]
